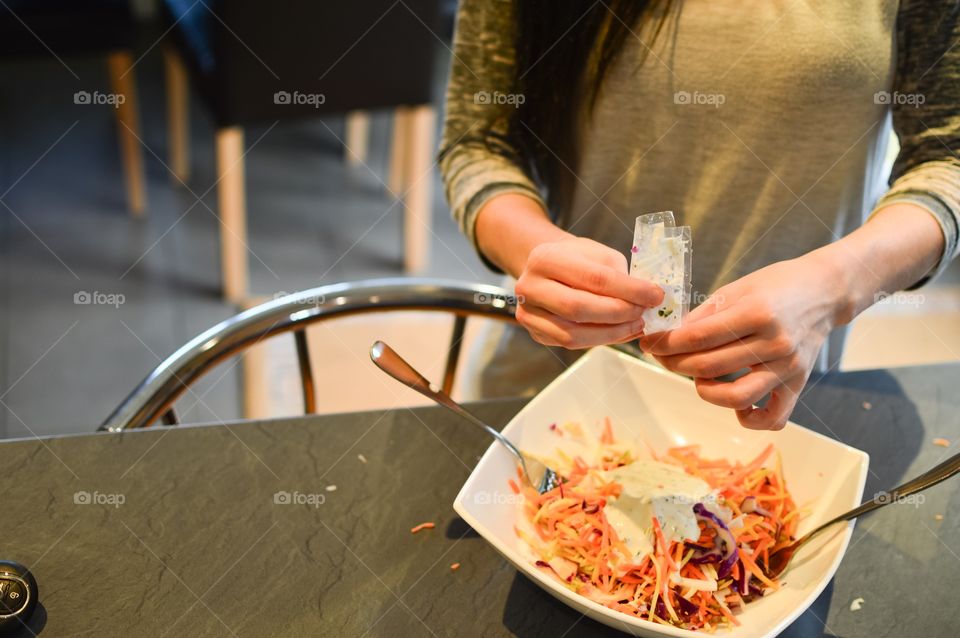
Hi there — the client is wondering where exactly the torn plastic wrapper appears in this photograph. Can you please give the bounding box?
[629,211,692,334]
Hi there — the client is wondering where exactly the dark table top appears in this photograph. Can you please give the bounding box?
[2,363,959,637]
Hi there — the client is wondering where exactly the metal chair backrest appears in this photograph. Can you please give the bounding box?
[100,278,519,432]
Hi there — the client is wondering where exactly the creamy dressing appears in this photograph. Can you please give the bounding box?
[598,460,716,561]
[630,214,690,332]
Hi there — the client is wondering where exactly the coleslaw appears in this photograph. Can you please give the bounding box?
[513,418,801,631]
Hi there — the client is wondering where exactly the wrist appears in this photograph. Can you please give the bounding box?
[805,243,860,328]
[475,193,572,277]
[812,203,945,327]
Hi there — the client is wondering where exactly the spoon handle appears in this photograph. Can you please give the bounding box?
[369,341,527,465]
[805,450,960,541]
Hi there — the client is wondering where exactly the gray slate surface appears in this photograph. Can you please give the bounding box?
[2,363,959,637]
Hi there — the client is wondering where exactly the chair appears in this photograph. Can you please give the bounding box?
[159,1,442,302]
[0,0,147,214]
[100,278,520,431]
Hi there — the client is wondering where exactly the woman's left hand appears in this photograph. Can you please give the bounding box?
[639,252,851,430]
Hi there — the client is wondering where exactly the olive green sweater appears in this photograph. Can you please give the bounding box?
[439,0,960,380]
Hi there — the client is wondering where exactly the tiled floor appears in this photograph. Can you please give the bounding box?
[2,29,959,440]
[0,38,494,439]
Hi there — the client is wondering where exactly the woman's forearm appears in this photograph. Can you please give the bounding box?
[476,192,663,349]
[816,202,945,325]
[474,193,572,277]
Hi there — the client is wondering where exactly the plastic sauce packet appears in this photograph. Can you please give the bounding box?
[629,211,692,334]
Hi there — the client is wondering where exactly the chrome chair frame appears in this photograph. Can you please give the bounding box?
[100,278,519,432]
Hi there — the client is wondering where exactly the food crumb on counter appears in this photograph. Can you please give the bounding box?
[935,514,944,521]
[325,485,337,492]
[450,562,461,571]
[861,401,872,410]
[850,597,864,611]
[411,522,436,534]
[357,453,368,464]
[933,438,950,447]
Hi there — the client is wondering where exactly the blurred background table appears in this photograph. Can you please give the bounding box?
[2,362,958,636]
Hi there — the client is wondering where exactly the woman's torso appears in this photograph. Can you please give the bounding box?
[566,0,898,305]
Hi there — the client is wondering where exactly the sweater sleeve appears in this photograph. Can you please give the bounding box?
[437,0,548,272]
[871,0,960,288]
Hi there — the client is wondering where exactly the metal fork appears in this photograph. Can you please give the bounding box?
[369,340,560,494]
[765,450,960,578]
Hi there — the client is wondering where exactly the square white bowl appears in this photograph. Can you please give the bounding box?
[454,347,869,638]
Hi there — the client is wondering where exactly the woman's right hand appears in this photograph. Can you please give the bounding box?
[513,236,665,349]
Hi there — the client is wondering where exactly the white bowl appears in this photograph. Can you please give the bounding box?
[454,347,869,637]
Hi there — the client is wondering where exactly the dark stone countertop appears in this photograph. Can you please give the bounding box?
[1,363,958,637]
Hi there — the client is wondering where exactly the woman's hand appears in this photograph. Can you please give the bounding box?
[639,252,852,430]
[515,236,665,349]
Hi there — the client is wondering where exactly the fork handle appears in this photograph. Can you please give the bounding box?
[369,341,529,468]
[804,450,960,542]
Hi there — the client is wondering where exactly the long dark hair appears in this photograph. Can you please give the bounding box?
[509,1,669,214]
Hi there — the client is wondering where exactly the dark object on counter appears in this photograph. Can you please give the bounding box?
[0,0,147,214]
[158,0,444,300]
[0,560,38,636]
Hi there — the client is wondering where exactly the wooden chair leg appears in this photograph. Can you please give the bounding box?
[402,105,435,274]
[215,127,249,303]
[106,51,146,216]
[388,107,411,197]
[344,111,370,168]
[163,46,190,183]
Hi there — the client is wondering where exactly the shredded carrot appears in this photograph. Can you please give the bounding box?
[739,550,779,590]
[450,562,461,571]
[652,517,678,573]
[601,417,615,445]
[514,417,801,631]
[410,522,435,534]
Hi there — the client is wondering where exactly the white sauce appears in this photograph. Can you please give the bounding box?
[630,219,688,332]
[598,460,716,561]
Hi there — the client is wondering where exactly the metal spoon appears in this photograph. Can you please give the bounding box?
[766,450,960,578]
[369,340,560,494]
